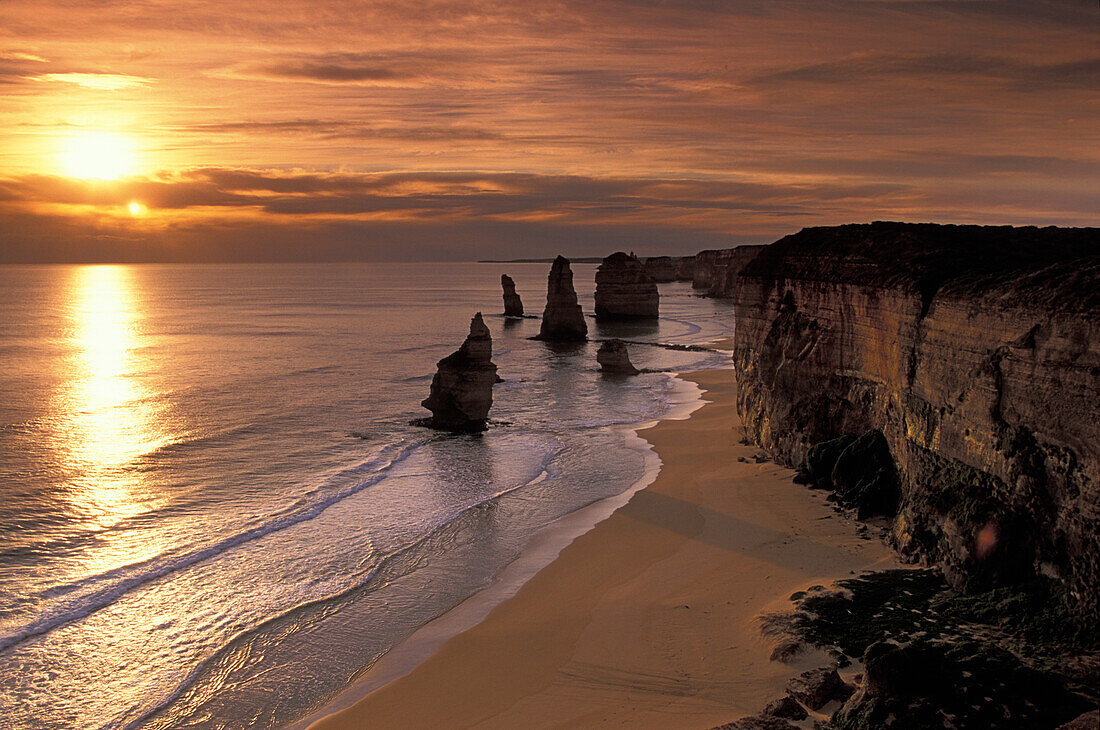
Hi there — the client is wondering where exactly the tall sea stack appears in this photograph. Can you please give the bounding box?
[594,252,659,319]
[420,312,497,432]
[501,274,524,317]
[535,256,587,341]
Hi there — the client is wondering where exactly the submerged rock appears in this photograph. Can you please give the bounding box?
[535,255,587,341]
[597,339,639,375]
[594,251,659,319]
[501,274,524,317]
[419,313,497,432]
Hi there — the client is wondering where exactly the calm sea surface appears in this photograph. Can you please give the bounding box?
[0,262,735,729]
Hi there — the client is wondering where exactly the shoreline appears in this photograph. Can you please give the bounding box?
[302,367,899,729]
[288,372,707,730]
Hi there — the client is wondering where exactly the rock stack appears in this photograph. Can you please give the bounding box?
[597,339,639,375]
[419,312,497,432]
[535,256,588,341]
[594,252,659,319]
[501,274,524,317]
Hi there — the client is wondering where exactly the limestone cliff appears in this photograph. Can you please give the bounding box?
[642,256,678,282]
[692,245,765,297]
[535,255,588,341]
[595,251,659,319]
[501,274,524,317]
[420,312,498,431]
[732,222,1099,621]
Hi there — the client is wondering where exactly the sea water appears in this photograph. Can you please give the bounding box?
[0,262,735,729]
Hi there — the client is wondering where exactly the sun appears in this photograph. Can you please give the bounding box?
[61,132,135,179]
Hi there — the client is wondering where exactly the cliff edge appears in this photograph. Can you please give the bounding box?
[732,222,1099,623]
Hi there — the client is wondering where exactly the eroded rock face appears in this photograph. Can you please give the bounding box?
[420,312,497,431]
[785,666,854,710]
[501,274,524,317]
[535,255,587,341]
[732,222,1100,621]
[675,255,696,281]
[642,256,678,282]
[597,339,639,375]
[692,245,764,297]
[595,251,658,319]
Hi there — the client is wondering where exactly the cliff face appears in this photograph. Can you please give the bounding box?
[595,251,659,319]
[692,245,765,297]
[732,223,1099,619]
[642,256,678,282]
[421,312,498,431]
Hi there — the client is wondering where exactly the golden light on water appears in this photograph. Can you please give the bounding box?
[61,132,135,179]
[62,266,168,534]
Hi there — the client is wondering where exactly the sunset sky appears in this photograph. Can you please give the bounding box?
[1,0,1096,262]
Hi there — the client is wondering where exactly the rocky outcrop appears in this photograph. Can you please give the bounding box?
[594,251,659,319]
[732,222,1100,621]
[597,339,639,375]
[642,256,678,282]
[692,245,765,297]
[675,255,696,281]
[419,312,497,431]
[501,274,524,317]
[535,256,587,341]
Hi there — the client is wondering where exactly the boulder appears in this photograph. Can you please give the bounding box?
[785,666,854,710]
[597,339,639,375]
[501,273,524,317]
[535,255,587,341]
[762,695,808,721]
[419,313,497,431]
[594,251,659,319]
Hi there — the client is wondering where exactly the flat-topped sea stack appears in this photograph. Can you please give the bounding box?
[535,255,587,341]
[501,274,524,317]
[596,339,639,375]
[420,312,498,432]
[732,222,1100,622]
[594,251,659,319]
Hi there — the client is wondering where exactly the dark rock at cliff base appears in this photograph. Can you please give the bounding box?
[597,339,639,375]
[804,430,900,518]
[1058,710,1100,730]
[785,666,854,710]
[595,251,659,319]
[501,274,524,317]
[831,638,1093,730]
[535,256,587,341]
[732,221,1100,623]
[762,695,807,721]
[419,313,497,431]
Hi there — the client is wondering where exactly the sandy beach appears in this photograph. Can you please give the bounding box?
[308,368,899,729]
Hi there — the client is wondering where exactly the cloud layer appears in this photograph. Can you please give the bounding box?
[0,0,1095,260]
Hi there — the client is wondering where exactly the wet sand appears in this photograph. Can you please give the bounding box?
[308,369,898,729]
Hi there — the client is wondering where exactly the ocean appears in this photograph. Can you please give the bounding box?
[0,262,735,729]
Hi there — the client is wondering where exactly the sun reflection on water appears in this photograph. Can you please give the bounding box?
[62,266,168,535]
